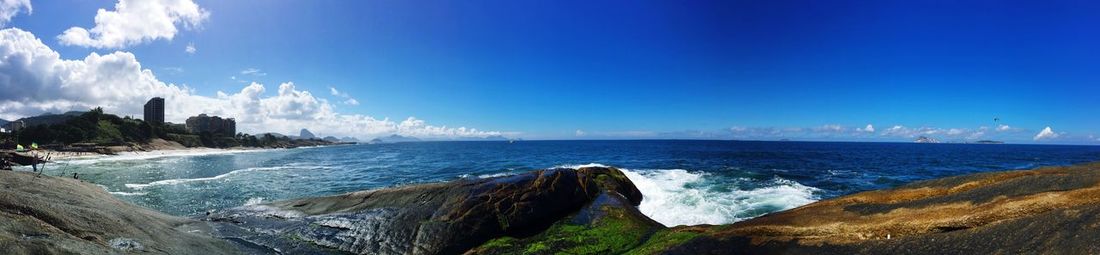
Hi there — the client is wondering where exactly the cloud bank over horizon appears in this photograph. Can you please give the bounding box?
[0,27,503,140]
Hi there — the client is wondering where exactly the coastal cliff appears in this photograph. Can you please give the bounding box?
[3,163,1100,254]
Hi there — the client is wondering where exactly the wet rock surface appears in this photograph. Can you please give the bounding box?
[205,166,642,255]
[0,170,236,254]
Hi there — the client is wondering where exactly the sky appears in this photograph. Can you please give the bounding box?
[0,0,1098,144]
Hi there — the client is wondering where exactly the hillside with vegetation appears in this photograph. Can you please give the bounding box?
[1,107,337,150]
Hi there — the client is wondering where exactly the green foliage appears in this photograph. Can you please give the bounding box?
[12,108,143,145]
[474,206,660,255]
[480,237,518,250]
[624,230,700,255]
[524,243,549,254]
[92,120,123,144]
[11,107,334,149]
[166,133,203,147]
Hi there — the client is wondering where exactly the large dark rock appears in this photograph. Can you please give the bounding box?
[205,166,643,254]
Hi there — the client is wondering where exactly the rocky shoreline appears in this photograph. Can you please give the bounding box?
[0,170,233,254]
[3,162,1100,254]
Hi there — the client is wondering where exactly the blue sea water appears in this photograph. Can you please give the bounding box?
[38,140,1100,226]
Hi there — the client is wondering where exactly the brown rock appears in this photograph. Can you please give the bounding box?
[659,162,1100,254]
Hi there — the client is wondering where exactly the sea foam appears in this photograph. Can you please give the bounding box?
[124,165,321,190]
[60,148,277,165]
[559,163,819,227]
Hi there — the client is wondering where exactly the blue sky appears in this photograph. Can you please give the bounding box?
[1,0,1098,143]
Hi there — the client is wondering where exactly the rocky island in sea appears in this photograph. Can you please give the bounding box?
[4,162,1100,254]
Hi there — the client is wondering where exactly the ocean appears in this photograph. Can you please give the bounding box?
[40,140,1100,227]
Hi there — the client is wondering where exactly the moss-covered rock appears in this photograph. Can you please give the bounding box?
[206,166,648,255]
[467,192,663,255]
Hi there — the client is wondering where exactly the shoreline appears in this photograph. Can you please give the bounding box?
[2,138,355,166]
[3,161,1099,253]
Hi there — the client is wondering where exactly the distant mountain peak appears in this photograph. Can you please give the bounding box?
[369,134,421,144]
[300,129,316,139]
[914,136,940,143]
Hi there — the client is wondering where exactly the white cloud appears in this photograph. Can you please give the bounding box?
[575,130,586,136]
[816,124,845,132]
[882,125,912,137]
[996,124,1012,131]
[185,41,195,54]
[967,131,986,140]
[162,67,184,74]
[328,86,360,106]
[0,0,31,27]
[1033,126,1060,141]
[58,0,208,49]
[858,124,874,133]
[880,125,962,138]
[0,28,500,140]
[240,68,266,76]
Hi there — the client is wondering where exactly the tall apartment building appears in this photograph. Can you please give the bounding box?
[144,97,165,124]
[185,114,236,136]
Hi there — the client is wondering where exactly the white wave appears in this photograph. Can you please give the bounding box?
[618,167,819,227]
[478,172,514,178]
[59,148,279,165]
[553,163,819,226]
[244,197,265,206]
[124,166,300,190]
[458,172,516,179]
[238,204,305,219]
[235,197,307,219]
[96,184,149,196]
[554,163,611,169]
[109,191,149,196]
